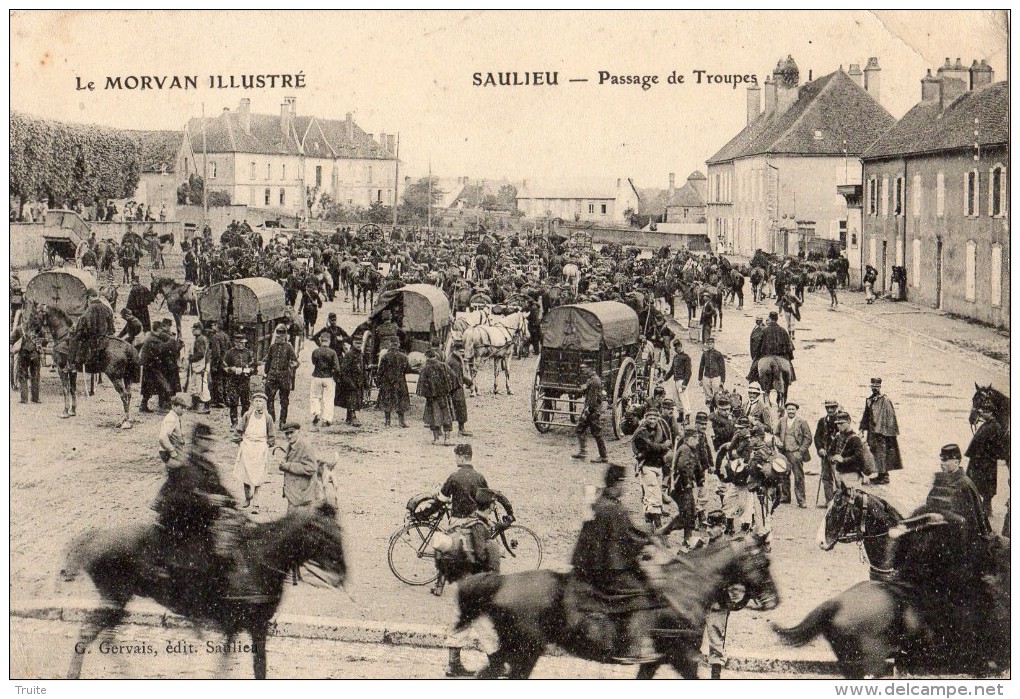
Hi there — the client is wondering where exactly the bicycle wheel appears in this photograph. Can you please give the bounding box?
[497,524,543,574]
[387,522,440,585]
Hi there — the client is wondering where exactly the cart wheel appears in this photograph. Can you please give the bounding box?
[531,369,551,433]
[360,329,375,367]
[611,357,637,440]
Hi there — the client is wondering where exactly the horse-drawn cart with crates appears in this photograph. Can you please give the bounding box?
[197,277,289,364]
[531,301,651,440]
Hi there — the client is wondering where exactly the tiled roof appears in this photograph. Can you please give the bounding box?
[863,81,1008,160]
[313,118,393,160]
[295,117,335,159]
[518,179,622,200]
[122,130,187,173]
[707,70,895,164]
[636,187,668,215]
[687,170,707,181]
[187,110,302,156]
[665,182,706,208]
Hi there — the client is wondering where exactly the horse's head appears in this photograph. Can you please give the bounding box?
[817,484,903,551]
[284,503,348,589]
[728,535,780,610]
[970,383,1009,428]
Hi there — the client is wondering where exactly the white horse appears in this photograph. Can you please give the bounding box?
[461,315,529,396]
[489,310,531,359]
[452,308,491,343]
[562,263,581,296]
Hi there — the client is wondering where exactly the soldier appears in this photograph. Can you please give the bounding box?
[187,322,212,414]
[813,400,841,506]
[693,411,717,516]
[10,273,24,329]
[206,320,231,409]
[446,343,472,436]
[222,333,255,430]
[375,309,401,353]
[830,410,875,488]
[860,378,901,486]
[573,364,608,463]
[965,408,1009,518]
[76,289,115,372]
[264,324,299,425]
[698,336,726,404]
[117,308,143,345]
[10,321,42,404]
[709,396,737,451]
[661,338,692,424]
[632,407,671,529]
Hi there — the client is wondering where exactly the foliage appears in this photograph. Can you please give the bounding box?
[207,190,231,207]
[10,111,141,208]
[401,176,445,223]
[177,174,205,205]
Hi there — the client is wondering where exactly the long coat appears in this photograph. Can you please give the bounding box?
[377,348,411,413]
[417,356,454,428]
[335,348,365,410]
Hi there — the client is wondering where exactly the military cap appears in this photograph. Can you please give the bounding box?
[328,312,337,319]
[454,443,473,458]
[735,416,752,427]
[653,385,666,395]
[604,463,628,486]
[834,410,851,423]
[695,412,709,423]
[275,323,289,334]
[171,392,189,408]
[940,444,962,461]
[823,399,839,408]
[785,401,799,409]
[768,311,779,320]
[715,395,730,407]
[870,378,882,386]
[661,398,676,407]
[281,421,301,433]
[233,332,247,341]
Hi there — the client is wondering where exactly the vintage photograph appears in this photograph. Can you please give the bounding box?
[9,10,1010,683]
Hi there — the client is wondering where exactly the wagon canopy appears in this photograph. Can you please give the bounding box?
[541,301,640,352]
[370,283,451,333]
[24,268,97,316]
[198,277,287,325]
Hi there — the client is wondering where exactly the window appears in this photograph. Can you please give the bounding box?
[868,177,878,215]
[912,239,921,289]
[991,244,1002,307]
[209,161,217,179]
[282,164,286,180]
[838,220,848,249]
[936,171,945,216]
[912,174,921,216]
[368,166,373,183]
[267,163,272,180]
[990,164,1005,216]
[315,166,322,188]
[894,176,904,216]
[264,188,271,206]
[184,157,189,172]
[813,129,823,140]
[965,240,977,302]
[965,169,979,216]
[279,188,286,206]
[377,189,383,202]
[881,175,889,217]
[600,203,607,214]
[588,203,595,214]
[250,162,256,180]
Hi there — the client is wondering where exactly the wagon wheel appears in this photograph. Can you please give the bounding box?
[359,223,383,239]
[359,329,376,370]
[531,369,551,433]
[611,357,637,440]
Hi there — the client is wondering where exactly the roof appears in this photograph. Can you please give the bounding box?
[706,70,896,164]
[643,222,708,236]
[541,301,640,351]
[312,117,394,160]
[518,178,631,200]
[123,130,188,173]
[187,110,302,156]
[863,81,1008,160]
[665,182,706,208]
[370,284,452,332]
[24,269,98,314]
[687,170,707,180]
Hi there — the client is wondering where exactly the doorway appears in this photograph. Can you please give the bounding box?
[935,238,944,309]
[880,241,888,293]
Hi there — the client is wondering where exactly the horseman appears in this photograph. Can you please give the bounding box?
[570,463,662,665]
[74,288,115,372]
[746,311,795,402]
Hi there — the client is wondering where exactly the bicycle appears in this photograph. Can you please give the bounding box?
[387,493,543,586]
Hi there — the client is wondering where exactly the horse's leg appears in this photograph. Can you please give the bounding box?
[216,632,235,677]
[635,661,660,679]
[504,356,513,395]
[492,357,500,395]
[249,618,270,679]
[68,605,127,678]
[111,376,132,429]
[69,372,78,415]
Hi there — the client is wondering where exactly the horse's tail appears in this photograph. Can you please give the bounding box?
[453,572,504,632]
[771,598,841,646]
[59,528,99,583]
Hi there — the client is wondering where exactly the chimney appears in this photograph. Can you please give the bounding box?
[387,134,396,154]
[746,84,761,125]
[848,63,863,88]
[808,69,813,82]
[921,69,941,102]
[936,58,968,108]
[280,97,295,137]
[863,57,881,103]
[345,112,354,141]
[970,59,994,89]
[379,132,388,151]
[774,55,800,114]
[763,76,777,116]
[616,178,622,189]
[222,107,230,114]
[238,98,251,134]
[668,172,676,193]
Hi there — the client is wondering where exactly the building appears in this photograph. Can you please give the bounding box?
[515,178,640,224]
[125,129,198,220]
[638,171,707,223]
[187,98,397,215]
[861,60,1007,328]
[705,56,895,259]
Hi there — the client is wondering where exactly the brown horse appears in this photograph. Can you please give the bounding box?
[26,303,141,428]
[151,276,198,337]
[453,536,779,679]
[818,484,903,581]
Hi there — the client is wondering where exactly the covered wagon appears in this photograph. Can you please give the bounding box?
[197,277,289,363]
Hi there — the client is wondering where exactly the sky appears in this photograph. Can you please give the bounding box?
[9,10,1009,190]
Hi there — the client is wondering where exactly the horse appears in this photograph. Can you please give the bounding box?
[561,263,581,296]
[757,355,792,408]
[818,484,903,581]
[749,267,765,302]
[61,500,347,679]
[489,310,531,360]
[774,507,1010,678]
[151,276,198,337]
[26,303,141,427]
[462,322,521,396]
[814,271,838,307]
[452,535,779,679]
[828,256,851,288]
[970,383,1010,435]
[451,308,491,343]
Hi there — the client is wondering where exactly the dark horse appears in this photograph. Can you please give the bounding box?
[970,383,1010,535]
[453,536,779,679]
[818,484,903,581]
[151,276,199,337]
[61,501,347,679]
[774,507,1010,678]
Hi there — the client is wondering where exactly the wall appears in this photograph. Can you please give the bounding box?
[705,162,734,252]
[10,223,51,268]
[863,147,1009,328]
[177,204,300,232]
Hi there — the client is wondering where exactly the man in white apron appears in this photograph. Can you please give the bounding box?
[233,392,276,515]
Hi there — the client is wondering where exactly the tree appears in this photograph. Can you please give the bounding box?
[401,176,444,223]
[496,183,518,210]
[177,174,205,205]
[207,190,231,207]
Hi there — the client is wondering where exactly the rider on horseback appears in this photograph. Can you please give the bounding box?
[74,288,115,372]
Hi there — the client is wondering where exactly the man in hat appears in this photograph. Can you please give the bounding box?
[744,383,774,434]
[709,397,737,451]
[446,342,472,436]
[573,364,608,463]
[75,288,115,372]
[335,338,366,428]
[10,319,43,404]
[310,333,341,428]
[830,410,875,487]
[206,319,232,409]
[632,406,672,529]
[661,429,702,552]
[926,444,993,544]
[264,323,299,425]
[158,393,189,464]
[279,422,322,511]
[418,348,455,445]
[693,411,717,515]
[375,309,401,353]
[749,316,764,363]
[570,463,660,664]
[125,278,154,332]
[860,378,901,485]
[377,343,412,428]
[814,400,842,506]
[187,322,211,414]
[661,339,693,424]
[698,336,726,404]
[233,391,276,514]
[698,509,743,679]
[222,333,255,430]
[776,402,812,507]
[965,408,1009,518]
[117,308,143,345]
[312,312,350,356]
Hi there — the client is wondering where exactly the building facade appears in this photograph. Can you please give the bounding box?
[516,178,639,224]
[126,129,198,220]
[861,61,1007,328]
[706,56,895,258]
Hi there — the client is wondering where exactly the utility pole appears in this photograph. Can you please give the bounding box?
[427,159,432,231]
[392,133,400,227]
[201,103,208,218]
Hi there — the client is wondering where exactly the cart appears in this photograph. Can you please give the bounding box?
[197,277,288,364]
[22,268,98,366]
[531,301,648,440]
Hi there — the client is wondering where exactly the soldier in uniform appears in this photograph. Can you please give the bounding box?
[709,396,737,451]
[661,339,692,424]
[375,309,401,353]
[573,364,608,463]
[187,322,212,414]
[75,289,115,372]
[264,324,299,425]
[830,410,875,488]
[859,378,901,485]
[222,333,255,430]
[965,408,1009,518]
[10,320,42,403]
[813,400,841,506]
[632,406,671,529]
[10,273,24,330]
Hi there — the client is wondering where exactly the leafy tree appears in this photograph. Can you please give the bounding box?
[496,183,518,209]
[401,176,444,223]
[207,190,231,207]
[177,174,205,205]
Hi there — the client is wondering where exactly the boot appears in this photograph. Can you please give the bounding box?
[458,423,473,437]
[445,648,473,678]
[572,435,587,460]
[398,413,409,428]
[613,611,662,664]
[711,664,723,679]
[725,518,735,536]
[384,412,391,427]
[196,402,210,415]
